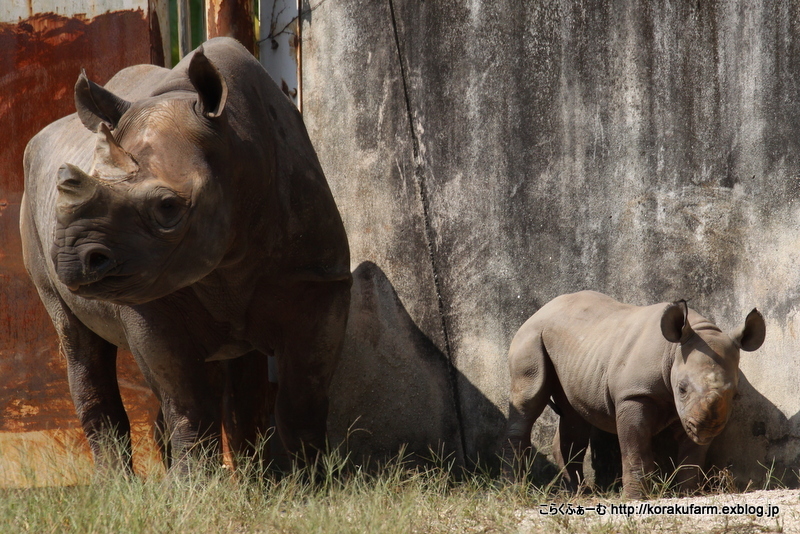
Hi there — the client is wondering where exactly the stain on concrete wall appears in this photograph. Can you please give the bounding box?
[303,0,800,485]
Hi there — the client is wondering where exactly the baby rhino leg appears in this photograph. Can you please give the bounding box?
[551,404,592,492]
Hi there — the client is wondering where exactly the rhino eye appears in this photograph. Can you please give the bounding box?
[678,382,689,396]
[153,194,185,228]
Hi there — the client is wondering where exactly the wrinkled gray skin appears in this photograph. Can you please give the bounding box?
[504,291,765,499]
[20,37,351,473]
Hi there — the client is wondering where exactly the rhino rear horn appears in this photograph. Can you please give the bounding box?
[732,308,766,352]
[661,299,691,343]
[188,45,228,119]
[75,70,132,131]
[92,124,138,178]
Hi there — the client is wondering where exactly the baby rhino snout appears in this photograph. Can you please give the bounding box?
[686,390,730,444]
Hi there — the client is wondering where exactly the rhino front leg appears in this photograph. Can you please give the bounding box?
[272,281,350,460]
[157,393,221,473]
[50,299,131,473]
[673,429,711,494]
[126,335,222,472]
[22,214,131,473]
[616,399,658,499]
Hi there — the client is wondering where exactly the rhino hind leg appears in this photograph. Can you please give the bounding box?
[551,403,592,492]
[217,354,277,471]
[503,329,556,480]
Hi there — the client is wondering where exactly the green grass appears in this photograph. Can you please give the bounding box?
[0,446,549,534]
[0,436,790,534]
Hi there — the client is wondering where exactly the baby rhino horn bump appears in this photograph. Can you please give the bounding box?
[702,391,723,413]
[732,309,766,352]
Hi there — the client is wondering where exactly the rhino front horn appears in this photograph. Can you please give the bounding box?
[56,164,97,214]
[57,164,95,198]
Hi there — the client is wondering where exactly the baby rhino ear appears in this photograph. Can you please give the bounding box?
[732,309,766,352]
[661,300,691,343]
[74,69,131,131]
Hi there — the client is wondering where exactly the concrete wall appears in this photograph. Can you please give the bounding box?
[304,0,800,485]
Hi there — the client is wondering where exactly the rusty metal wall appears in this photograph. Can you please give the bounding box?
[0,0,169,484]
[206,0,255,54]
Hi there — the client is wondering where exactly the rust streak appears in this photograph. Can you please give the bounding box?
[206,0,256,55]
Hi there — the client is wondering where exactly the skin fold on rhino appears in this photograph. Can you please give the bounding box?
[503,290,765,499]
[20,37,351,473]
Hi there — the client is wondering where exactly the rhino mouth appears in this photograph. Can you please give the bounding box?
[684,419,725,445]
[70,273,153,304]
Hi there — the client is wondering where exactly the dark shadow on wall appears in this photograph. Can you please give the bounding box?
[584,371,800,491]
[707,372,800,489]
[327,261,508,471]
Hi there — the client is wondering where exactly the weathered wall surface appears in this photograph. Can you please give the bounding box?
[303,0,800,485]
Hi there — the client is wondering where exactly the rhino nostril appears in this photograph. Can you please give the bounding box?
[87,250,114,274]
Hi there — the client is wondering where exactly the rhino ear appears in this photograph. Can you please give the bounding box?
[732,308,766,352]
[188,45,228,119]
[75,69,132,131]
[92,124,138,178]
[661,300,691,343]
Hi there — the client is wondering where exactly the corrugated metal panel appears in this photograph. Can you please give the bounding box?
[0,0,168,485]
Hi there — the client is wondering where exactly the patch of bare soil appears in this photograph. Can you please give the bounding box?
[517,489,799,533]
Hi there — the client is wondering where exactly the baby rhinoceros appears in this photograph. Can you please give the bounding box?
[504,291,765,499]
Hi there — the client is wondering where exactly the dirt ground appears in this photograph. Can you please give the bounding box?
[517,489,800,533]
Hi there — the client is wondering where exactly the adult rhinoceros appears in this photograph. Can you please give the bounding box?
[20,37,351,472]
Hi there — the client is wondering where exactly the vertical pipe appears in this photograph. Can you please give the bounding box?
[206,0,256,54]
[177,0,192,58]
[296,0,302,113]
[148,0,169,67]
